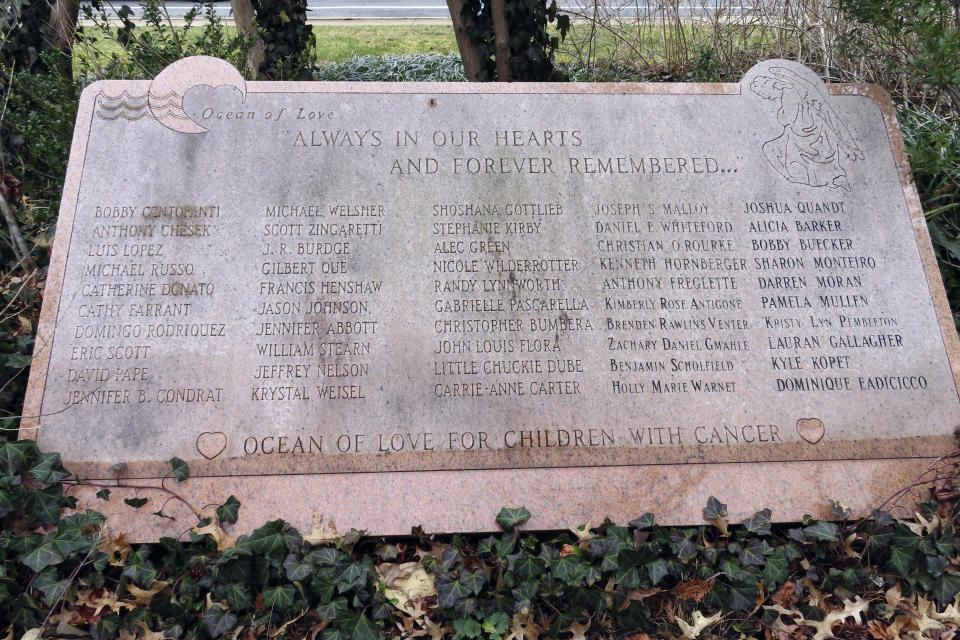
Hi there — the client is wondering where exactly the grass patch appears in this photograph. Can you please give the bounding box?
[74,23,459,75]
[314,25,457,62]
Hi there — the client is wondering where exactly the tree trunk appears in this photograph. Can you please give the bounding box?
[0,192,36,273]
[445,0,483,81]
[947,85,960,118]
[231,0,265,78]
[48,0,79,55]
[489,0,511,81]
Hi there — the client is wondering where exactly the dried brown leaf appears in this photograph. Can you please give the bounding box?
[564,621,590,640]
[806,596,869,640]
[772,581,800,609]
[618,588,662,611]
[303,512,339,546]
[117,622,165,640]
[672,578,714,602]
[99,533,132,567]
[377,562,436,616]
[559,544,577,557]
[506,612,540,640]
[423,617,450,640]
[866,619,890,640]
[568,524,594,542]
[192,507,236,551]
[124,580,169,606]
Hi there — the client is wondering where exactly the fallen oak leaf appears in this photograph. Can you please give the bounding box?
[674,610,723,640]
[618,588,662,611]
[306,620,330,640]
[762,605,802,635]
[117,622,165,640]
[771,581,799,609]
[192,507,236,551]
[423,617,450,640]
[98,533,132,566]
[568,524,594,542]
[865,619,889,640]
[303,512,339,546]
[124,580,169,606]
[377,562,436,617]
[564,621,590,640]
[75,588,137,617]
[806,596,870,640]
[914,596,947,634]
[505,612,540,640]
[934,591,960,625]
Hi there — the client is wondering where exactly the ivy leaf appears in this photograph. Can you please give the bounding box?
[761,549,789,588]
[703,496,727,520]
[21,541,65,572]
[441,545,461,571]
[437,578,472,608]
[703,496,729,535]
[334,562,367,592]
[246,520,288,556]
[169,457,189,483]
[0,490,12,519]
[122,546,158,587]
[29,451,68,486]
[124,497,149,509]
[477,536,497,555]
[676,538,698,563]
[646,558,669,586]
[459,569,486,595]
[739,544,766,567]
[728,581,759,610]
[284,553,312,581]
[317,598,349,622]
[933,572,960,606]
[507,553,544,579]
[340,612,380,640]
[203,604,236,638]
[0,440,34,475]
[743,509,772,536]
[217,495,241,524]
[263,584,297,613]
[803,521,839,542]
[511,581,538,613]
[617,565,642,588]
[26,485,63,524]
[227,583,254,611]
[551,555,585,585]
[321,628,347,640]
[629,513,655,529]
[96,489,111,501]
[32,568,68,606]
[496,506,531,530]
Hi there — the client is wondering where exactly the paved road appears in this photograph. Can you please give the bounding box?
[86,0,771,22]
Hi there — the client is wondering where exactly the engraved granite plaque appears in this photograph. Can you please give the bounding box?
[22,57,960,537]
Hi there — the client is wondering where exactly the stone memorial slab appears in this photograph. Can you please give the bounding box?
[22,57,960,537]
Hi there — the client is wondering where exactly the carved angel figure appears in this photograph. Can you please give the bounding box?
[749,67,864,191]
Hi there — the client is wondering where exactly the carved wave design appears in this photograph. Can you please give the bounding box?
[95,90,152,122]
[96,110,152,121]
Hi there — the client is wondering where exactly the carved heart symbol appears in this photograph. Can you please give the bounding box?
[196,432,227,460]
[796,418,825,445]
